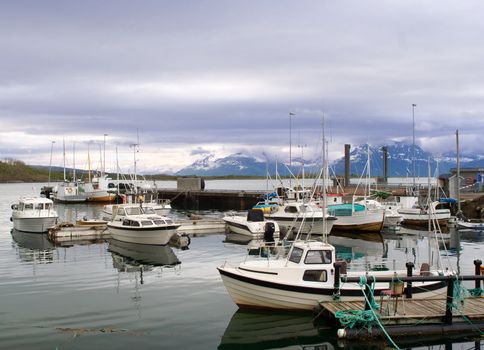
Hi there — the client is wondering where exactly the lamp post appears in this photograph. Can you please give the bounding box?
[412,104,417,190]
[103,133,108,177]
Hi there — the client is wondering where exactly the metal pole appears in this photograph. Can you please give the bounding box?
[103,133,108,177]
[289,112,295,188]
[48,141,55,186]
[456,129,461,213]
[412,104,417,191]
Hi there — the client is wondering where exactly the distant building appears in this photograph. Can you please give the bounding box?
[449,167,484,196]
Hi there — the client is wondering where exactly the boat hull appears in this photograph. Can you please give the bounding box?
[12,217,58,233]
[218,267,446,311]
[266,217,335,236]
[332,212,384,233]
[399,209,451,227]
[223,216,280,240]
[107,224,179,245]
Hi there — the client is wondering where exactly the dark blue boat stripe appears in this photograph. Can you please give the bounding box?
[218,268,445,297]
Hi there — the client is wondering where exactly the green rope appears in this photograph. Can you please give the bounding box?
[335,309,377,329]
[333,276,400,349]
[468,287,483,297]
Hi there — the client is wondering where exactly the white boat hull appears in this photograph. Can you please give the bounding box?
[223,216,280,240]
[332,210,384,232]
[12,217,58,233]
[399,208,451,227]
[267,217,335,236]
[108,225,179,245]
[218,266,446,311]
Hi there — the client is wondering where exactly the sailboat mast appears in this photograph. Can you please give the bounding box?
[412,104,417,192]
[63,138,66,181]
[73,142,76,182]
[48,141,55,186]
[456,129,461,213]
[88,143,91,183]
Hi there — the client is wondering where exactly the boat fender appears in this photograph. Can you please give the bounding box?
[66,187,73,194]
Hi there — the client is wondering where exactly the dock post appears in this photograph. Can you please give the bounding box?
[405,262,414,299]
[474,259,482,290]
[444,277,454,325]
[364,276,375,310]
[333,262,343,300]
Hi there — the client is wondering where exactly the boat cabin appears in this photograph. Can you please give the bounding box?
[11,197,54,212]
[287,241,336,282]
[121,217,176,228]
[112,205,157,217]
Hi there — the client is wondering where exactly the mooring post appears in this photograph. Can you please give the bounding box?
[444,277,454,325]
[333,262,341,298]
[364,276,375,310]
[406,262,414,299]
[474,259,482,290]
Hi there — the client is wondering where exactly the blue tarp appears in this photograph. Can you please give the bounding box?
[439,197,458,204]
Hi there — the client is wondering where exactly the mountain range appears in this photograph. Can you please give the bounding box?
[175,142,484,177]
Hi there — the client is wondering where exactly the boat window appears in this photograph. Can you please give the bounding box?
[303,270,328,282]
[126,208,142,215]
[24,204,33,210]
[304,250,332,264]
[19,203,24,210]
[35,203,43,210]
[130,220,140,227]
[288,247,304,263]
[123,219,131,226]
[142,207,156,215]
[284,206,298,214]
[45,203,51,209]
[153,220,164,225]
[141,220,153,226]
[165,219,173,224]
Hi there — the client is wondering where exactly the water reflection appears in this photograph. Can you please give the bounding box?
[219,309,483,350]
[108,240,181,273]
[10,229,54,263]
[218,309,334,350]
[329,232,386,261]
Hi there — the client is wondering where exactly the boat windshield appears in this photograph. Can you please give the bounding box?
[142,207,156,215]
[288,247,304,263]
[304,250,332,264]
[126,207,142,215]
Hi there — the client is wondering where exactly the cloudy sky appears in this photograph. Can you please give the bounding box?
[1,1,483,174]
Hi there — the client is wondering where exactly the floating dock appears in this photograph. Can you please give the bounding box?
[318,269,484,341]
[48,217,227,244]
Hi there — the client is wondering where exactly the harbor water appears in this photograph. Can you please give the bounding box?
[1,182,483,349]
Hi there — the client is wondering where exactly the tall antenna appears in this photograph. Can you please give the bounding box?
[412,104,417,192]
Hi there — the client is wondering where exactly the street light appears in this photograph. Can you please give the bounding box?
[103,134,108,176]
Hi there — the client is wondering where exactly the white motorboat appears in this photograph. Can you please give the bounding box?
[84,175,117,202]
[107,204,180,245]
[265,201,336,236]
[218,239,448,311]
[328,202,385,233]
[399,201,451,227]
[223,210,280,241]
[51,181,88,203]
[10,197,58,233]
[457,220,484,231]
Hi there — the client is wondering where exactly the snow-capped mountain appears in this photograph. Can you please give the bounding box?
[175,143,484,177]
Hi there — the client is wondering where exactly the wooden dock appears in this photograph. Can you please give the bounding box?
[320,297,484,326]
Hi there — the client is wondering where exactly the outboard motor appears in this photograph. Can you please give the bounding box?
[264,222,275,243]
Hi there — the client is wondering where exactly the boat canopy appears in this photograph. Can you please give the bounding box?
[328,203,365,216]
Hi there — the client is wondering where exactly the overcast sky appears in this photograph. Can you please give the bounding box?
[1,1,483,174]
